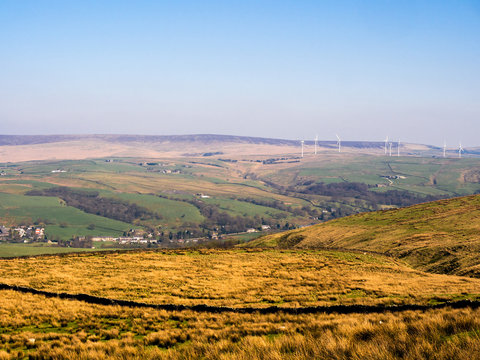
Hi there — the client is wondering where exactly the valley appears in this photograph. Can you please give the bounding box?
[1,135,480,359]
[1,135,480,250]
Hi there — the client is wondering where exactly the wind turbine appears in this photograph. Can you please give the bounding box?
[443,140,447,158]
[389,142,392,157]
[336,134,341,153]
[384,136,389,155]
[397,140,400,157]
[301,140,305,158]
[314,135,318,155]
[458,142,464,158]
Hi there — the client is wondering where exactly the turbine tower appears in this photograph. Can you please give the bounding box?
[384,136,389,155]
[458,142,464,158]
[443,140,446,158]
[397,140,400,157]
[389,142,392,157]
[301,140,305,158]
[336,134,341,153]
[314,135,318,155]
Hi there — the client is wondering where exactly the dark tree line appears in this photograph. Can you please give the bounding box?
[296,181,444,208]
[237,197,292,213]
[27,187,160,224]
[156,195,288,234]
[177,197,259,233]
[59,236,93,248]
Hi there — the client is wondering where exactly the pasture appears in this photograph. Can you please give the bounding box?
[1,153,480,241]
[0,193,130,239]
[0,243,113,258]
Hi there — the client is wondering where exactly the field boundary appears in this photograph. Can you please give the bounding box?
[1,283,479,314]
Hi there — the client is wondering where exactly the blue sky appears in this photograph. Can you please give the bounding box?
[1,1,479,146]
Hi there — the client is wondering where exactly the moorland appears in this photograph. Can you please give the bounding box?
[0,246,479,359]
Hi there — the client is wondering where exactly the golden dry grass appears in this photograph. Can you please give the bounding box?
[0,290,479,359]
[249,195,480,277]
[0,249,478,307]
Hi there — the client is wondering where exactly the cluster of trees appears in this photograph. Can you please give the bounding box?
[27,187,160,223]
[58,236,93,248]
[156,195,294,235]
[296,181,444,209]
[183,198,259,233]
[262,157,301,165]
[251,177,445,221]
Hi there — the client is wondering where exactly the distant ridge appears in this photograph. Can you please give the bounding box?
[0,134,298,146]
[0,134,414,150]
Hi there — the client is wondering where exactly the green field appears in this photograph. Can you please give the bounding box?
[0,192,131,239]
[201,197,289,218]
[0,243,115,257]
[266,155,480,196]
[1,154,480,241]
[96,190,205,226]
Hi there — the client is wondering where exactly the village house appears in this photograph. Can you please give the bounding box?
[91,237,116,242]
[14,228,26,237]
[0,226,10,239]
[0,225,44,241]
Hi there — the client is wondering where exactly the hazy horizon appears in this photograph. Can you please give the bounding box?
[0,132,469,149]
[1,1,479,147]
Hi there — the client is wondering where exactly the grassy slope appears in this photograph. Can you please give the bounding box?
[1,250,479,307]
[96,190,205,226]
[0,192,131,239]
[246,195,480,277]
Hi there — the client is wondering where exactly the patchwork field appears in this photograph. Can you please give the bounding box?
[1,150,480,242]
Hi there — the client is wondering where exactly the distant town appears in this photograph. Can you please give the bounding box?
[0,223,273,249]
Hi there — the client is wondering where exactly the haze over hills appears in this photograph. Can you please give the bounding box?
[0,134,458,162]
[246,194,480,278]
[2,1,480,358]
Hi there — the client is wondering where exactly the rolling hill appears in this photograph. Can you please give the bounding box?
[0,134,439,162]
[246,194,480,278]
